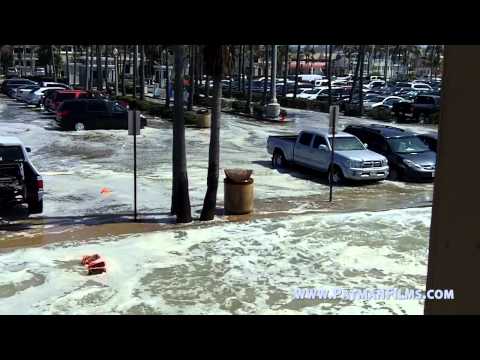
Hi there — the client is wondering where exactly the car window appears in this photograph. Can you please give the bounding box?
[313,135,328,148]
[384,98,400,105]
[0,146,25,162]
[112,104,127,112]
[88,101,108,112]
[61,101,86,112]
[329,136,365,151]
[298,132,314,146]
[387,136,430,153]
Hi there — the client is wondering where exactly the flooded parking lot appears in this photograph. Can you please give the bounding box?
[0,95,435,314]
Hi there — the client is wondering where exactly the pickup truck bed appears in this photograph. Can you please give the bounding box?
[0,162,25,204]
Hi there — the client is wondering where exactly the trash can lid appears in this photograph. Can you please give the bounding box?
[224,169,253,183]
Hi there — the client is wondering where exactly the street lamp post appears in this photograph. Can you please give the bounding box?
[113,47,119,96]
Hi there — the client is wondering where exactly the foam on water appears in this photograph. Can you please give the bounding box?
[0,207,431,314]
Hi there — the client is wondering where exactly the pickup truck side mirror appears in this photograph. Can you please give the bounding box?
[26,147,31,153]
[364,143,368,148]
[319,144,328,151]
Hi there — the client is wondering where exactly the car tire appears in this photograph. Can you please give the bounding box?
[28,199,43,215]
[272,150,287,169]
[330,165,344,185]
[74,122,86,131]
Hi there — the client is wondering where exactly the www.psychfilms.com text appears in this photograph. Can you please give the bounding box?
[293,288,455,301]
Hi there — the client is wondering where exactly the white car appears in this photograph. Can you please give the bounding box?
[411,82,432,91]
[25,87,66,106]
[371,96,407,110]
[38,81,71,89]
[297,87,328,100]
[366,80,386,90]
[14,85,39,102]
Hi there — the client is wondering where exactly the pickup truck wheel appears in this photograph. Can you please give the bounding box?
[272,151,287,169]
[330,165,344,185]
[28,199,43,214]
[74,122,86,131]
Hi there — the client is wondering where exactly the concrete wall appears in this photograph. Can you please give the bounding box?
[425,46,480,314]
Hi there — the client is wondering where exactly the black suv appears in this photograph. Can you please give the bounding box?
[1,78,38,95]
[343,124,437,181]
[55,99,147,131]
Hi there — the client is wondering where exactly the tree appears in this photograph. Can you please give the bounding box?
[121,45,127,95]
[65,45,70,85]
[187,45,195,111]
[200,45,232,221]
[293,45,301,99]
[247,44,254,112]
[262,45,269,104]
[282,44,289,97]
[171,45,192,223]
[0,45,13,74]
[140,45,145,100]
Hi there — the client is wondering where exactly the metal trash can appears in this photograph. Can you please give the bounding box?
[224,169,254,215]
[196,109,211,128]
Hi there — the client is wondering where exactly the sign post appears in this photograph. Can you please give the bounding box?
[128,110,141,221]
[328,105,339,202]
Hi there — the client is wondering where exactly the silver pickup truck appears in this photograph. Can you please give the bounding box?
[267,128,389,183]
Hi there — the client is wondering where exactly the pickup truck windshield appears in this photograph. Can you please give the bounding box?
[329,137,365,151]
[387,136,429,154]
[0,146,25,162]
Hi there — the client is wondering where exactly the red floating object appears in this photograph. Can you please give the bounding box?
[81,254,107,275]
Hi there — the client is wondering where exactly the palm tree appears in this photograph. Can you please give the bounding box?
[262,45,269,104]
[282,44,289,97]
[165,48,171,107]
[187,45,195,111]
[140,45,145,100]
[121,45,127,95]
[65,45,70,85]
[293,45,301,99]
[200,45,232,221]
[171,45,192,223]
[247,44,254,112]
[104,45,109,90]
[358,45,366,117]
[133,45,138,98]
[72,46,77,86]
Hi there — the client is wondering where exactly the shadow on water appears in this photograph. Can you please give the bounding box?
[251,160,379,187]
[0,210,175,233]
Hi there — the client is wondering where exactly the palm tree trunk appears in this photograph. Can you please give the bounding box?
[247,45,253,112]
[96,45,102,90]
[133,45,138,98]
[263,45,269,105]
[242,45,246,96]
[73,46,77,86]
[104,45,109,90]
[327,44,333,108]
[51,45,57,82]
[283,45,288,97]
[237,45,242,93]
[165,49,171,107]
[358,46,365,117]
[65,45,70,85]
[384,45,389,82]
[200,46,224,221]
[171,45,192,223]
[85,46,89,90]
[293,45,301,99]
[187,45,195,111]
[121,45,127,96]
[140,45,145,100]
[349,49,361,103]
[30,46,34,77]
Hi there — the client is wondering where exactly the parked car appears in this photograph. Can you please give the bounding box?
[297,87,329,100]
[1,79,37,96]
[392,94,441,122]
[34,67,46,76]
[417,132,438,152]
[55,99,147,131]
[316,87,350,102]
[363,95,386,110]
[14,85,40,102]
[0,136,43,214]
[38,81,71,89]
[370,96,407,110]
[267,128,389,184]
[46,90,91,112]
[343,124,436,181]
[411,82,433,92]
[24,87,65,107]
[6,67,18,77]
[42,89,63,111]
